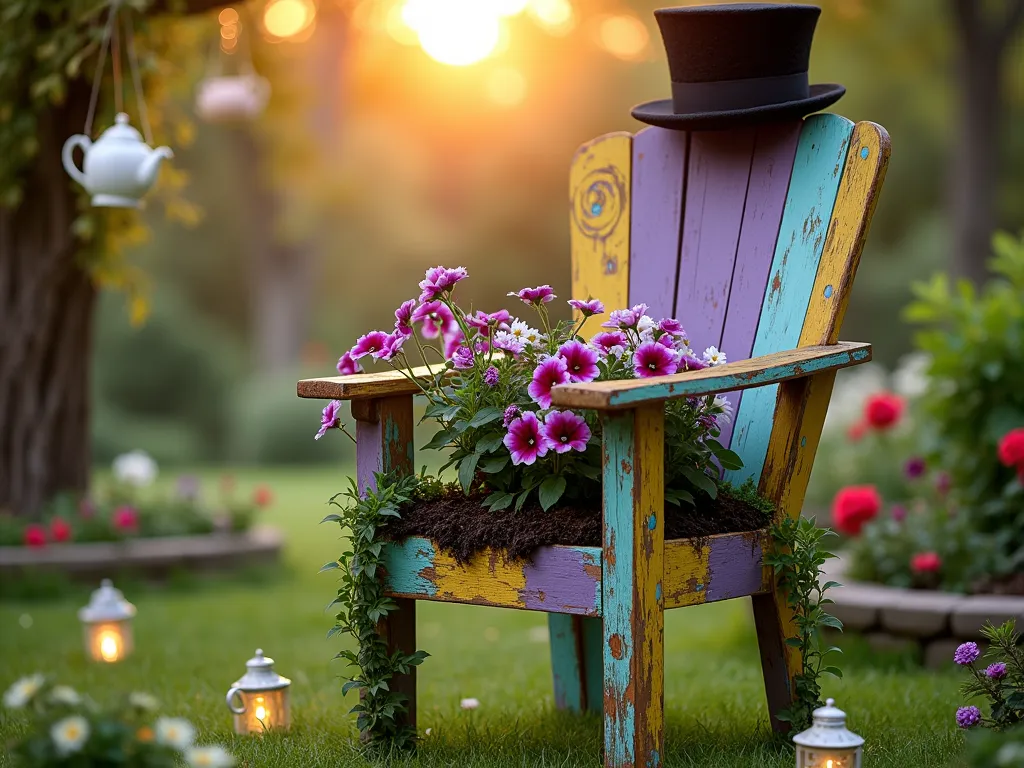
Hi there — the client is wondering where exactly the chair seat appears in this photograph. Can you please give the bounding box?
[382,530,770,616]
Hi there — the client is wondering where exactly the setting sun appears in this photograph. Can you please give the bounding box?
[406,0,501,66]
[263,0,316,40]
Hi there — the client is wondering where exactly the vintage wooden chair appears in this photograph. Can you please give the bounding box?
[297,112,889,767]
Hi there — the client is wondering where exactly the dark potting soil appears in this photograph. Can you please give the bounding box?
[384,489,771,564]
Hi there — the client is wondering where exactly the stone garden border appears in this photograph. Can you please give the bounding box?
[824,557,1024,668]
[0,526,284,582]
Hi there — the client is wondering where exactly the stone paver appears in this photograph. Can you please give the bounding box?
[880,591,965,638]
[950,596,1024,639]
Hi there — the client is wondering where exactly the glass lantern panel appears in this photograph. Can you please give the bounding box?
[796,747,861,768]
[232,688,290,734]
[84,621,133,663]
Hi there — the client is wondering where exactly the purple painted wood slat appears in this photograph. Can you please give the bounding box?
[716,121,802,449]
[628,127,688,318]
[673,129,756,350]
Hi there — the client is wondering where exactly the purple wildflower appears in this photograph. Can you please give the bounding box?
[891,503,907,522]
[503,411,549,466]
[316,400,343,440]
[484,366,500,387]
[677,353,708,373]
[568,298,605,316]
[591,331,628,357]
[473,338,490,355]
[502,405,521,427]
[602,306,645,329]
[411,301,456,339]
[557,340,600,383]
[467,309,511,334]
[374,332,407,361]
[451,346,474,370]
[956,706,981,729]
[418,266,468,302]
[529,357,570,408]
[443,329,464,359]
[904,456,927,479]
[985,662,1007,680]
[541,410,591,453]
[350,331,390,360]
[954,642,980,666]
[493,332,527,356]
[658,318,685,336]
[336,351,363,376]
[394,299,417,336]
[508,285,555,305]
[633,342,678,378]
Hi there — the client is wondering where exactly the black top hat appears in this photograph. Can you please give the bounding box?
[632,3,844,131]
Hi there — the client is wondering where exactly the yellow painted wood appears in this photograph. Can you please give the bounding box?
[297,363,446,400]
[570,132,632,337]
[428,548,527,606]
[663,539,710,609]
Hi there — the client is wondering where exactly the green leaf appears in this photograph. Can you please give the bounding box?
[319,561,340,573]
[680,465,718,498]
[823,666,843,679]
[514,489,531,512]
[818,613,844,630]
[422,428,457,451]
[320,513,342,524]
[468,406,503,428]
[476,434,506,454]
[458,452,482,493]
[714,448,744,471]
[480,454,510,473]
[485,493,515,511]
[538,475,567,511]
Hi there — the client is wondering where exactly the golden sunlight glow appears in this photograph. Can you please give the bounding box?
[408,0,501,66]
[263,0,316,40]
[528,0,574,35]
[99,631,121,662]
[220,25,237,40]
[218,7,239,25]
[597,14,649,60]
[492,0,529,16]
[487,67,527,106]
[386,2,419,45]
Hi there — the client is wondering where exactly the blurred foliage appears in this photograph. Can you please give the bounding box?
[960,726,1024,767]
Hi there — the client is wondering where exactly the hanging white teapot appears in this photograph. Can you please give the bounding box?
[62,113,173,208]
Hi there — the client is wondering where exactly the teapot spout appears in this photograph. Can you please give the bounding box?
[136,146,174,188]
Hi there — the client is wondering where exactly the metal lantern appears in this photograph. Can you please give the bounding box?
[78,579,136,663]
[225,649,291,734]
[793,698,864,768]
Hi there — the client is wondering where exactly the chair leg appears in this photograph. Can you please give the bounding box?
[379,597,417,729]
[549,614,603,713]
[751,590,799,734]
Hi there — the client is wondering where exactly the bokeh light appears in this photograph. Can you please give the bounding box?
[408,0,501,67]
[386,2,419,45]
[218,7,239,25]
[487,67,527,107]
[263,0,316,40]
[492,0,529,17]
[528,0,575,36]
[597,14,648,60]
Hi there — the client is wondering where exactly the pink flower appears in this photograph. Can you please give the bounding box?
[50,517,72,543]
[112,506,139,533]
[316,399,343,440]
[484,366,500,387]
[677,353,707,373]
[411,301,456,339]
[466,310,511,335]
[78,498,96,519]
[336,351,363,376]
[658,318,685,336]
[493,332,527,356]
[508,285,555,305]
[418,266,468,302]
[891,504,907,522]
[602,304,649,329]
[374,332,407,362]
[528,357,570,408]
[350,331,390,360]
[541,410,591,453]
[503,411,549,466]
[556,340,599,383]
[502,405,521,427]
[451,346,474,370]
[591,331,627,357]
[911,551,942,573]
[443,329,465,359]
[633,342,678,378]
[23,524,46,548]
[568,298,605,316]
[394,299,417,336]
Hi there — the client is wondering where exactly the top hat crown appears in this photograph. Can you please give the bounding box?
[632,3,844,131]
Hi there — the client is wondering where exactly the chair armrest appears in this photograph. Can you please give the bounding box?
[548,341,871,411]
[296,364,445,400]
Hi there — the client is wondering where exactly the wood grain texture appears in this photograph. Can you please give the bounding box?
[628,127,688,319]
[548,341,870,410]
[570,132,632,337]
[549,615,603,713]
[662,530,770,609]
[382,539,603,616]
[602,406,664,768]
[725,114,855,487]
[297,364,445,401]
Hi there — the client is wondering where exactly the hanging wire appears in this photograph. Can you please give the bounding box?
[124,12,154,145]
[110,10,124,115]
[83,2,118,137]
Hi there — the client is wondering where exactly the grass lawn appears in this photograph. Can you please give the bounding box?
[0,467,966,766]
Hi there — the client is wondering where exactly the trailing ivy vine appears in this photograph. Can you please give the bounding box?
[765,515,844,733]
[321,472,428,749]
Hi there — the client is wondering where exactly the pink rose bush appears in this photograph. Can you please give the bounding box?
[319,267,740,511]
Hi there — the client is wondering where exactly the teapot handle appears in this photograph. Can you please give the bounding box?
[62,135,91,188]
[226,687,246,715]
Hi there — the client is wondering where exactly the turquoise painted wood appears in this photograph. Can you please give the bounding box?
[726,113,855,486]
[549,615,603,713]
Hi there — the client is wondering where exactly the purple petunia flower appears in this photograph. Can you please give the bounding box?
[450,346,474,370]
[677,353,708,373]
[602,307,645,329]
[493,332,527,356]
[541,410,591,453]
[985,662,1007,680]
[528,357,570,408]
[418,266,468,302]
[956,706,981,729]
[316,400,343,440]
[394,299,417,337]
[350,331,391,360]
[504,411,549,466]
[373,332,407,361]
[591,331,628,358]
[502,405,521,427]
[658,318,685,336]
[568,298,605,316]
[474,338,490,355]
[411,301,457,339]
[443,329,464,359]
[633,341,678,378]
[484,366,500,387]
[336,351,363,376]
[509,285,555,305]
[557,340,600,383]
[954,642,980,666]
[466,310,511,334]
[904,456,927,479]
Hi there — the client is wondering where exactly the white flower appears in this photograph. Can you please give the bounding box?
[3,674,45,708]
[129,691,160,711]
[186,745,235,767]
[507,320,544,346]
[49,686,82,706]
[424,727,433,736]
[636,315,657,338]
[460,697,480,710]
[112,450,158,487]
[51,715,90,757]
[713,395,733,426]
[892,351,931,398]
[156,717,195,750]
[703,346,726,366]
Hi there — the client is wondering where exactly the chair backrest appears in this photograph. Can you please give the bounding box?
[569,113,890,490]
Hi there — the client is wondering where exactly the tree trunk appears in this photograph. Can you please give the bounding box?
[0,88,95,519]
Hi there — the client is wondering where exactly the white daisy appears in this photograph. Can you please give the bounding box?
[51,715,89,757]
[112,450,158,487]
[155,717,195,750]
[3,674,45,709]
[129,691,160,711]
[507,320,544,346]
[460,697,480,710]
[713,395,733,426]
[49,686,81,706]
[703,346,726,366]
[186,745,235,768]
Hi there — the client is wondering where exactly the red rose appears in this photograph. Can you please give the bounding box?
[997,428,1024,468]
[911,551,942,573]
[50,517,72,543]
[832,485,882,536]
[112,506,139,533]
[23,524,47,548]
[864,392,904,430]
[252,485,274,508]
[847,421,868,442]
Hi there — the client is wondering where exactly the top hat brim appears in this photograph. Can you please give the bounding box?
[631,83,845,131]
